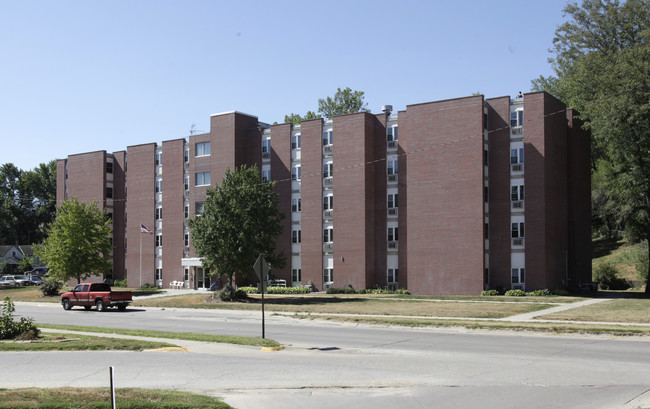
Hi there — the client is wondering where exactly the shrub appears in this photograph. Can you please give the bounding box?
[238,286,258,294]
[481,289,500,296]
[326,287,356,294]
[113,279,128,287]
[504,289,526,297]
[593,262,619,289]
[40,279,63,296]
[551,289,570,296]
[0,297,40,340]
[266,286,310,294]
[526,289,551,296]
[216,286,248,301]
[636,251,649,281]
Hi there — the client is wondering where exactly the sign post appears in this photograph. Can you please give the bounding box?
[253,254,270,339]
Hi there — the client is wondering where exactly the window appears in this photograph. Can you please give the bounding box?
[196,142,210,156]
[155,207,162,220]
[155,151,162,166]
[106,162,113,174]
[388,268,398,283]
[483,112,488,130]
[155,268,162,281]
[184,148,189,163]
[323,268,333,283]
[107,212,113,221]
[196,171,210,186]
[511,222,525,238]
[387,159,398,175]
[184,233,189,246]
[388,193,398,209]
[388,227,399,242]
[483,149,489,166]
[184,176,189,191]
[323,130,333,146]
[387,126,398,142]
[323,195,333,211]
[262,169,271,182]
[291,133,301,149]
[484,186,489,203]
[323,163,333,178]
[510,148,524,164]
[323,227,333,243]
[155,234,162,247]
[292,268,301,282]
[511,185,525,201]
[291,165,301,181]
[155,180,162,193]
[184,268,189,281]
[195,202,205,215]
[106,187,113,199]
[184,204,189,219]
[292,198,301,212]
[510,110,524,127]
[512,268,525,284]
[262,139,271,154]
[292,229,301,244]
[485,222,489,239]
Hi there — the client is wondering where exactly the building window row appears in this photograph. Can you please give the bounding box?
[323,227,333,243]
[323,268,333,283]
[292,133,301,150]
[155,208,162,220]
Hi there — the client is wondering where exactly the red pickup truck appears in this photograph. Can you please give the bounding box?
[61,283,132,312]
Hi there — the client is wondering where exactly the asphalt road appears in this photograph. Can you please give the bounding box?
[7,302,650,409]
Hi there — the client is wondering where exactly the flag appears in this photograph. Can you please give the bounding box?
[140,224,153,234]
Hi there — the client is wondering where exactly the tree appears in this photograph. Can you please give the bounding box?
[318,87,369,119]
[532,0,650,293]
[189,165,286,286]
[34,198,113,284]
[284,111,321,125]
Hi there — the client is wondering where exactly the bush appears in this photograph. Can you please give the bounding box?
[593,262,619,289]
[113,279,128,287]
[216,285,248,302]
[551,289,570,296]
[40,279,63,296]
[481,289,500,296]
[636,251,649,281]
[238,286,258,294]
[0,297,40,340]
[526,289,551,296]
[504,289,526,297]
[326,287,356,294]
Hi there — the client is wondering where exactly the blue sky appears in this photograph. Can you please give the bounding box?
[0,0,569,171]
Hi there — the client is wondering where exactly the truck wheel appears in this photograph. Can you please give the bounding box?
[95,299,106,312]
[117,305,127,311]
[62,299,71,310]
[84,306,92,311]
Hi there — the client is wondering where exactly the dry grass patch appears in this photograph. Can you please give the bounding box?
[0,387,231,409]
[135,294,554,318]
[538,298,650,323]
[0,287,60,302]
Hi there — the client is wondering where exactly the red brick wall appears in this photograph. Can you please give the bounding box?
[269,124,292,282]
[403,96,485,295]
[300,119,324,290]
[485,96,511,290]
[162,139,186,284]
[66,151,106,209]
[125,143,156,288]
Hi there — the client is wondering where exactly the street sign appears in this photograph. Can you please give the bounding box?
[253,254,270,282]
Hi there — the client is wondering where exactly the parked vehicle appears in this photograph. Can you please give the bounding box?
[26,267,49,276]
[27,276,45,286]
[13,275,30,286]
[60,283,132,312]
[0,276,17,288]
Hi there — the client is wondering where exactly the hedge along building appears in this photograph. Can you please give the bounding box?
[56,91,591,295]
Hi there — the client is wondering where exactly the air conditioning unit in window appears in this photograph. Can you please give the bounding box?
[387,174,397,183]
[511,164,524,172]
[387,282,398,290]
[512,284,524,290]
[323,177,333,186]
[184,162,189,169]
[512,238,524,247]
[184,190,189,197]
[324,283,332,290]
[323,145,333,155]
[388,208,398,216]
[387,141,397,150]
[324,210,333,218]
[512,127,523,135]
[262,152,270,160]
[388,241,398,250]
[323,243,333,251]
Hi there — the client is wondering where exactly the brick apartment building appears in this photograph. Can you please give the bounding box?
[56,91,591,295]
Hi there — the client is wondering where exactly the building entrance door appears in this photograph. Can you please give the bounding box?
[196,267,208,289]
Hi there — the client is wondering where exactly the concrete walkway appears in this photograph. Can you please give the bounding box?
[502,297,613,321]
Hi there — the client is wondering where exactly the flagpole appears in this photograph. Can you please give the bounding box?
[139,229,142,288]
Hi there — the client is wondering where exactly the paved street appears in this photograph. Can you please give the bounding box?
[7,301,650,409]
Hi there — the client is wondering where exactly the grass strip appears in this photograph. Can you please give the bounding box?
[298,314,650,336]
[0,387,231,409]
[37,323,280,348]
[0,334,177,352]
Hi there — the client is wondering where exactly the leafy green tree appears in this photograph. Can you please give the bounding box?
[318,87,369,119]
[532,0,650,294]
[284,111,321,125]
[189,165,285,286]
[34,198,113,284]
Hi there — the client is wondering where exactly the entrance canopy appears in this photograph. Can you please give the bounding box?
[181,258,203,267]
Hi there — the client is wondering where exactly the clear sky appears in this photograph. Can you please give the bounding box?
[0,0,569,171]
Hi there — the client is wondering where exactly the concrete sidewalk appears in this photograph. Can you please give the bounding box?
[503,297,613,321]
